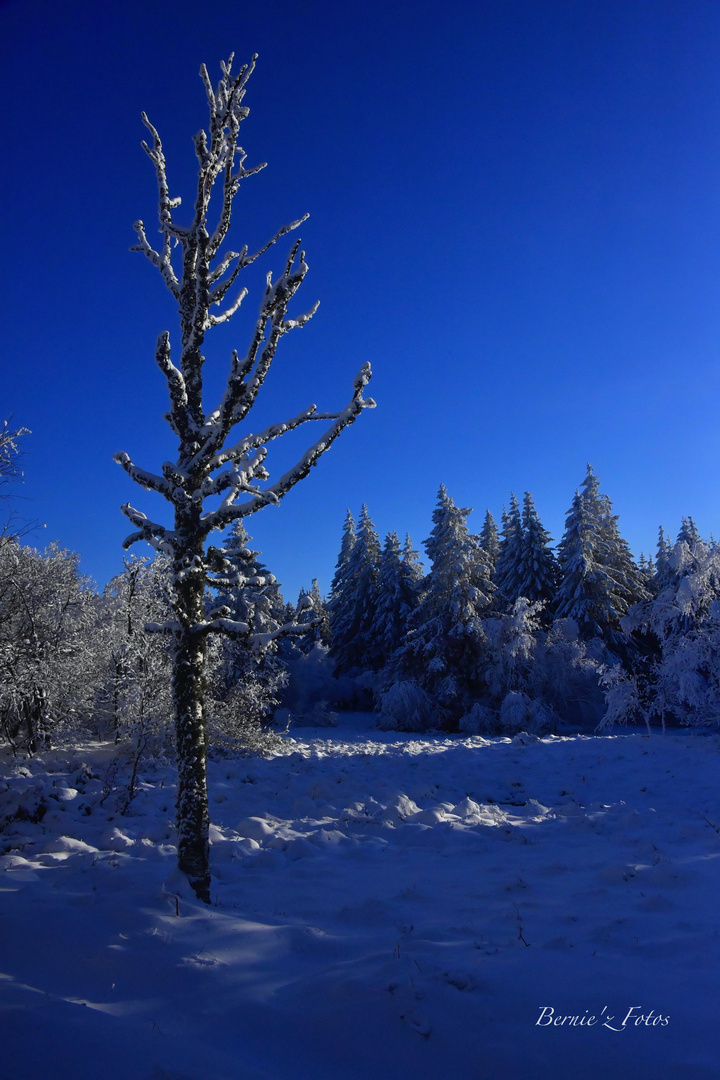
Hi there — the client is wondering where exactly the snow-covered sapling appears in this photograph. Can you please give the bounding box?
[114,56,374,901]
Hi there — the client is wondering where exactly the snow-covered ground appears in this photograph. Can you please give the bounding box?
[1,715,720,1080]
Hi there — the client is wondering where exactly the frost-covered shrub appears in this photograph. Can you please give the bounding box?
[597,665,644,732]
[376,680,434,732]
[480,598,544,703]
[498,691,554,735]
[281,642,365,713]
[0,540,98,754]
[285,701,339,728]
[458,701,497,734]
[530,618,606,728]
[613,540,720,730]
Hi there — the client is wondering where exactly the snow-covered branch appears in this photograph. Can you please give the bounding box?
[118,504,178,555]
[200,362,375,533]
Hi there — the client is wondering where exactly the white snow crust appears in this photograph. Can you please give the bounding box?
[1,716,719,1079]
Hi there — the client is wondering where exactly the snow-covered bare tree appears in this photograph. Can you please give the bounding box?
[114,56,374,901]
[0,421,28,489]
[0,541,96,754]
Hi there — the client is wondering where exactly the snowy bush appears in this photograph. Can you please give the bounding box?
[376,681,434,732]
[0,540,98,754]
[530,618,606,728]
[281,642,364,713]
[458,701,498,734]
[285,701,339,728]
[617,540,720,729]
[498,691,554,735]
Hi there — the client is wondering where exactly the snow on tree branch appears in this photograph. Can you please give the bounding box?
[115,55,375,901]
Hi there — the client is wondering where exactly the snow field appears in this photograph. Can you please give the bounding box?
[1,718,720,1079]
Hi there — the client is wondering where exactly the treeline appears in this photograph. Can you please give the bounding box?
[0,525,290,786]
[1,464,718,765]
[317,465,719,733]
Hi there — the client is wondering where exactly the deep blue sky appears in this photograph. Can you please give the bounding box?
[2,0,720,601]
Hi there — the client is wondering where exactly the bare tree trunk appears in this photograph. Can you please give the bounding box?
[172,554,210,902]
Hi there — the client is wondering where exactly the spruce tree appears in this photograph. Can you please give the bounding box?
[209,521,286,693]
[398,485,493,725]
[518,492,558,611]
[294,578,330,652]
[370,531,420,665]
[329,505,381,674]
[327,509,355,648]
[478,510,501,577]
[654,526,674,593]
[402,533,425,586]
[677,517,701,546]
[555,465,647,653]
[495,494,524,610]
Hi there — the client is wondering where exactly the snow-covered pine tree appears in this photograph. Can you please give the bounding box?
[518,492,558,612]
[327,509,355,642]
[478,510,500,577]
[495,494,524,610]
[294,578,331,652]
[597,488,650,614]
[555,465,647,655]
[620,539,720,729]
[677,517,701,547]
[208,521,286,681]
[397,485,493,726]
[402,533,425,587]
[654,526,674,593]
[114,57,374,901]
[205,522,288,747]
[369,531,420,666]
[329,505,381,674]
[638,552,656,595]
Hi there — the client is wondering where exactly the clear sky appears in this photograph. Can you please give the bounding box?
[2,0,720,603]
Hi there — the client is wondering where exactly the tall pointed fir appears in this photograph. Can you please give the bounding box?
[518,492,558,613]
[369,531,420,668]
[209,521,285,681]
[555,465,647,654]
[478,510,501,578]
[329,505,381,674]
[654,526,674,593]
[402,533,425,588]
[328,509,356,610]
[294,578,331,652]
[495,494,524,610]
[114,57,374,901]
[677,517,701,547]
[398,486,493,726]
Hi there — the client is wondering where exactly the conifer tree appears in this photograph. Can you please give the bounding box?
[328,510,355,621]
[401,533,425,587]
[654,526,674,593]
[370,531,420,665]
[677,517,701,546]
[518,492,558,611]
[294,578,331,652]
[114,58,374,900]
[478,510,500,576]
[495,494,524,610]
[555,465,647,653]
[398,486,493,725]
[329,505,381,674]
